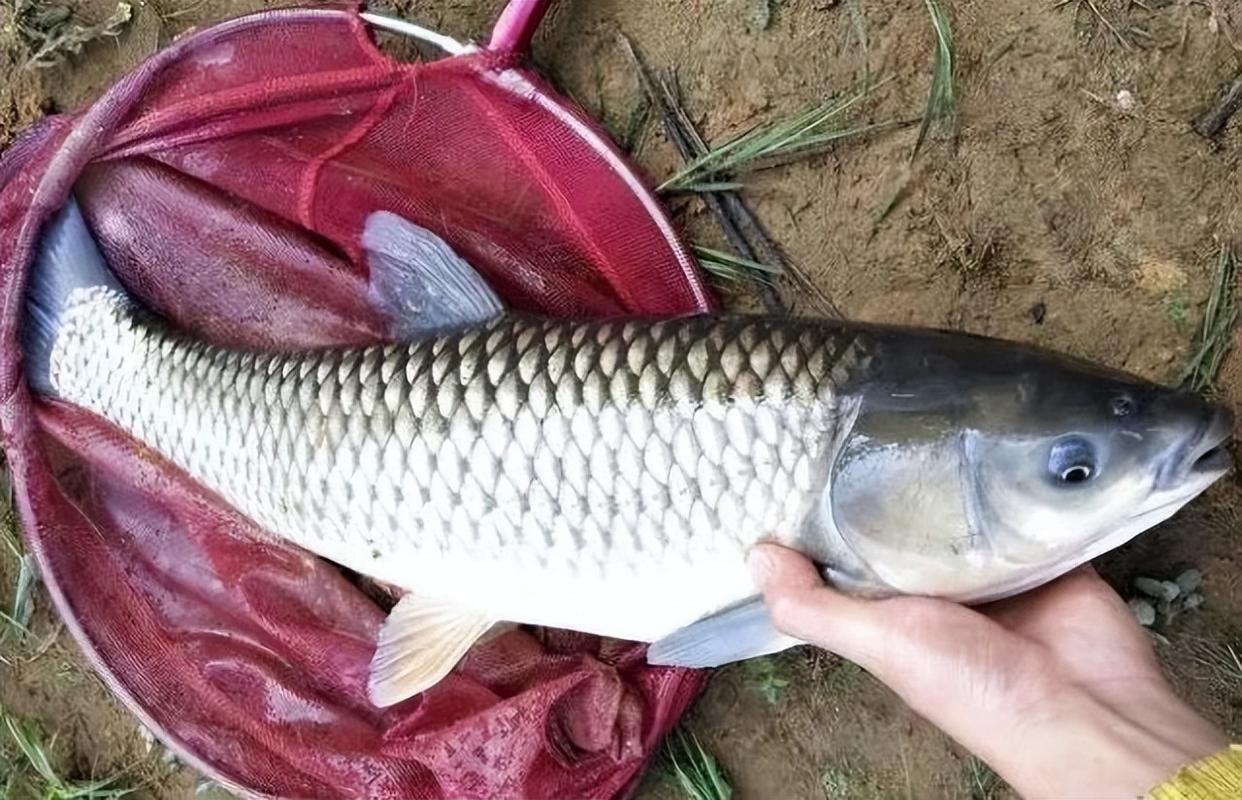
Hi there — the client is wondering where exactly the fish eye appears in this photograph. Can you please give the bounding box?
[1111,395,1134,417]
[1048,437,1097,485]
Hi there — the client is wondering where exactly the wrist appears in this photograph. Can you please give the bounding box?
[978,682,1227,799]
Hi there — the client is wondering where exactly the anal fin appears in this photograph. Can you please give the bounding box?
[367,593,495,706]
[646,597,802,668]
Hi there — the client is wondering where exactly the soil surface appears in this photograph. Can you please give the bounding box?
[1,0,1239,798]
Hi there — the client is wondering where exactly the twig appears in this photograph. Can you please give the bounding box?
[1193,71,1242,138]
[1054,0,1134,51]
[721,195,842,317]
[623,36,785,313]
[1084,0,1134,50]
[668,77,842,316]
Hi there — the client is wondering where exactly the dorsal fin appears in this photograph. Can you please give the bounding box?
[362,210,503,339]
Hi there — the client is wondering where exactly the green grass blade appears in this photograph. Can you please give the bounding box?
[692,245,783,285]
[1,521,20,562]
[1,470,33,644]
[912,0,956,160]
[11,553,37,639]
[658,78,886,192]
[4,716,60,788]
[1181,247,1237,392]
[665,728,732,800]
[751,119,915,171]
[2,711,135,799]
[0,607,36,640]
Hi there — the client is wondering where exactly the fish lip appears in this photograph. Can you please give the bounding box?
[1136,412,1232,522]
[1158,407,1235,488]
[1188,408,1234,474]
[1192,443,1234,475]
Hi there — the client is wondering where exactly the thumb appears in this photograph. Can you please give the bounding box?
[750,544,1042,750]
[749,541,829,596]
[747,543,893,670]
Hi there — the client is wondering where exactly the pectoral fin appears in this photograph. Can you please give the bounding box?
[646,597,802,668]
[367,593,495,706]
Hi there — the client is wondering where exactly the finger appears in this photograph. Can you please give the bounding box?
[747,543,908,670]
[748,544,1027,688]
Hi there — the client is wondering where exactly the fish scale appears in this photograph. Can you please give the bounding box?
[49,291,855,613]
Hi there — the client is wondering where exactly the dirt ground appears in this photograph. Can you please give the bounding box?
[0,0,1239,798]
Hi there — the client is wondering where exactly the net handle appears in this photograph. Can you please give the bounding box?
[487,0,555,54]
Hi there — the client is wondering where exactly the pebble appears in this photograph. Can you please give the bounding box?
[1174,568,1203,596]
[1134,576,1180,602]
[1129,598,1157,627]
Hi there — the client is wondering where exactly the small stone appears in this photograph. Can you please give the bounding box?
[1134,576,1180,602]
[750,0,774,30]
[1183,592,1205,611]
[1129,598,1157,627]
[1135,258,1187,297]
[1116,89,1137,112]
[1175,568,1203,596]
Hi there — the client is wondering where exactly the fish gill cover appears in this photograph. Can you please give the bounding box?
[0,2,712,796]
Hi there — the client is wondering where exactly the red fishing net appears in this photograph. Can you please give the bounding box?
[0,3,713,796]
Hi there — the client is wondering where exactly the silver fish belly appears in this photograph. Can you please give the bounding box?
[49,287,862,641]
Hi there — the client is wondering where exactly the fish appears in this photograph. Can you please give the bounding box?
[23,198,1234,706]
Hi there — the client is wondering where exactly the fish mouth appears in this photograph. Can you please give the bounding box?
[1160,406,1235,487]
[1188,408,1235,475]
[1130,406,1233,531]
[1192,442,1233,475]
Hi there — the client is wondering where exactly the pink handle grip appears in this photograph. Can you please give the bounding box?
[488,0,554,54]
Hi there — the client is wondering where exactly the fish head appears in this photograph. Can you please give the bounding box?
[820,328,1234,603]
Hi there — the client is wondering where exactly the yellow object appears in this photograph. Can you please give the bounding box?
[1147,745,1242,800]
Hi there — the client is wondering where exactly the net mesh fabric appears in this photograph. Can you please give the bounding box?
[0,5,712,797]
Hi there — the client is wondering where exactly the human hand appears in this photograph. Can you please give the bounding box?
[749,543,1228,799]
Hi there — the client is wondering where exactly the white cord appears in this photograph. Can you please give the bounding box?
[359,11,469,56]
